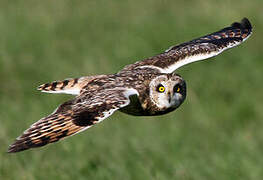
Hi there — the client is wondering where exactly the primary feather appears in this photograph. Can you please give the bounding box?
[8,18,252,153]
[122,18,252,73]
[8,88,138,153]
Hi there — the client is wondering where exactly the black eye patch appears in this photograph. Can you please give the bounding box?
[156,84,165,93]
[173,84,181,93]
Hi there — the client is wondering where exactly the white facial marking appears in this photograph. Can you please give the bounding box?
[150,75,183,109]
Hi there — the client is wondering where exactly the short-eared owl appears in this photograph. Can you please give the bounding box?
[8,18,252,153]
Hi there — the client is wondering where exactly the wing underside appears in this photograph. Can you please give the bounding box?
[8,88,138,153]
[124,18,252,73]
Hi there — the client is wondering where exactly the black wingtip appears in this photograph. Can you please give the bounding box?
[241,18,252,30]
[7,149,16,153]
[7,139,29,153]
[7,145,29,153]
[7,144,22,153]
[231,17,252,31]
[7,146,17,153]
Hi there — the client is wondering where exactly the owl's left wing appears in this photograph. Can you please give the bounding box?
[8,88,138,153]
[126,18,252,73]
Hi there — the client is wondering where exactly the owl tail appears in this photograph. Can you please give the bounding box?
[37,75,108,95]
[37,78,82,95]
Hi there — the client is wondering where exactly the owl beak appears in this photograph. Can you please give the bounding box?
[168,92,172,103]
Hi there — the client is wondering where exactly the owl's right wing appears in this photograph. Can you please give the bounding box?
[124,18,252,73]
[8,88,138,153]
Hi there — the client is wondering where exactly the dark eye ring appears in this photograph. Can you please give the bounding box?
[157,84,165,93]
[174,84,181,93]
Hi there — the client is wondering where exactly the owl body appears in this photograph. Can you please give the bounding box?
[8,18,252,153]
[77,68,186,116]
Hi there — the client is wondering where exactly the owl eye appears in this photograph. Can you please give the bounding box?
[173,84,181,93]
[157,84,165,93]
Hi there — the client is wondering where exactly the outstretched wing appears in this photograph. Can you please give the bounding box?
[8,88,138,153]
[124,18,252,73]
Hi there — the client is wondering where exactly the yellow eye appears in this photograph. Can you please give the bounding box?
[174,85,181,93]
[157,85,165,93]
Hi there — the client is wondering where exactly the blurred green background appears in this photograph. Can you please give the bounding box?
[0,0,262,179]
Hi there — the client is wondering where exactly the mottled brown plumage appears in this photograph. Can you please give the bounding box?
[8,18,252,153]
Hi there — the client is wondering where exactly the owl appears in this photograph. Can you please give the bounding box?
[8,18,252,153]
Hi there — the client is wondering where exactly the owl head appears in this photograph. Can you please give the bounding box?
[149,73,186,111]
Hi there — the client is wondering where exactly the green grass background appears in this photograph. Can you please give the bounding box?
[1,0,262,179]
